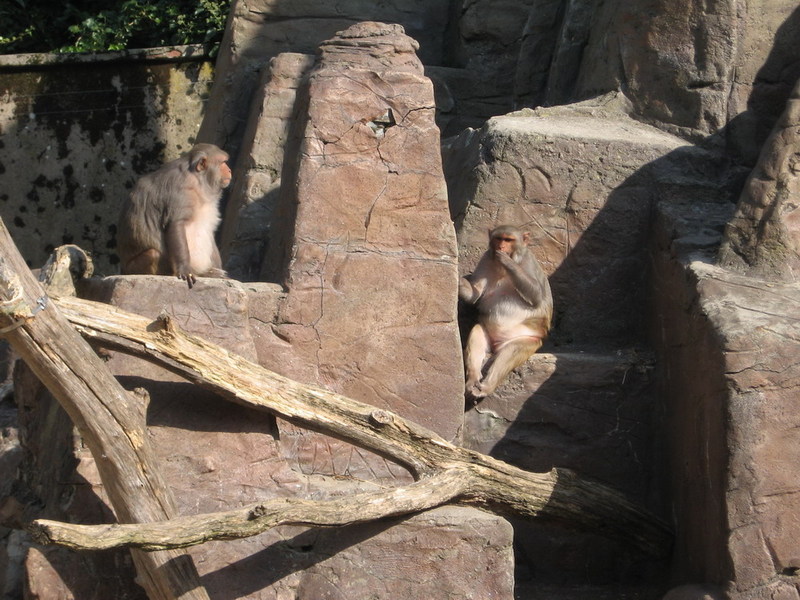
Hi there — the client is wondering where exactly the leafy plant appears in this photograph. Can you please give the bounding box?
[0,0,231,55]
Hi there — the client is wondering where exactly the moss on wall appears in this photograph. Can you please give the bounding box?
[0,46,215,274]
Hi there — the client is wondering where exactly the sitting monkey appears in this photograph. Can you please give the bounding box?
[117,143,231,288]
[459,224,553,400]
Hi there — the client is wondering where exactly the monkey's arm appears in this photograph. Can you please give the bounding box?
[459,253,493,304]
[164,220,196,288]
[496,251,547,307]
[459,273,490,304]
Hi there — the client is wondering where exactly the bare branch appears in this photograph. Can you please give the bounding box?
[0,223,209,600]
[30,471,468,551]
[48,293,673,557]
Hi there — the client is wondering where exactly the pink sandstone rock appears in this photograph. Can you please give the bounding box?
[258,22,464,481]
[719,76,800,283]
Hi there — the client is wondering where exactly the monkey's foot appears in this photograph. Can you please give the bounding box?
[466,381,491,400]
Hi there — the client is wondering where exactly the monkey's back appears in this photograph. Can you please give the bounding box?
[117,163,190,273]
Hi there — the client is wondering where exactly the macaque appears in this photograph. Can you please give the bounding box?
[117,143,232,288]
[459,225,553,399]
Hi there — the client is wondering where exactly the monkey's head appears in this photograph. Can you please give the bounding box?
[189,144,232,190]
[489,225,530,259]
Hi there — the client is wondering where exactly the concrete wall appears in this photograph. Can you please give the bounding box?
[0,46,215,275]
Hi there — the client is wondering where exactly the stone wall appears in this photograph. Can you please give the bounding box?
[0,46,215,275]
[650,197,800,600]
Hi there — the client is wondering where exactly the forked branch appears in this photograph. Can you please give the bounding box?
[40,293,672,557]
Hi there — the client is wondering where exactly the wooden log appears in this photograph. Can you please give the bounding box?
[0,221,209,600]
[30,471,468,551]
[49,292,673,557]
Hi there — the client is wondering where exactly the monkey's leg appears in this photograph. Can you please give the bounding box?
[474,336,542,398]
[464,324,491,395]
[122,249,161,275]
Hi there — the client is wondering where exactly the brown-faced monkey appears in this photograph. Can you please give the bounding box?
[117,143,232,288]
[459,224,553,400]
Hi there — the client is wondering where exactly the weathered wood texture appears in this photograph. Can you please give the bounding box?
[43,291,672,557]
[0,221,209,600]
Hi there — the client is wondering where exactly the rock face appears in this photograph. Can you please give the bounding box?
[463,350,660,586]
[651,207,800,600]
[13,276,513,599]
[198,0,451,159]
[221,52,315,281]
[445,96,695,346]
[9,22,508,600]
[257,22,464,480]
[524,0,800,158]
[718,77,800,282]
[5,2,800,600]
[447,99,686,595]
[198,0,800,175]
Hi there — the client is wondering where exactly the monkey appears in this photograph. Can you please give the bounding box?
[459,224,553,400]
[117,143,232,288]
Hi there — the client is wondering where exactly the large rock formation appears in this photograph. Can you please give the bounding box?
[718,76,800,282]
[8,22,513,600]
[221,52,315,281]
[11,275,514,599]
[445,95,700,346]
[197,0,451,160]
[4,1,800,599]
[255,22,464,480]
[651,199,800,600]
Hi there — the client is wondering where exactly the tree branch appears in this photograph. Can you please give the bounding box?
[0,222,209,600]
[30,471,468,551]
[47,293,673,557]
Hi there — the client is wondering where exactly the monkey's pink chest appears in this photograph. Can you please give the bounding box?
[184,202,220,273]
[480,283,544,347]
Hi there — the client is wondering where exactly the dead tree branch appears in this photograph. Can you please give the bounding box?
[46,292,673,557]
[0,221,210,600]
[30,472,467,551]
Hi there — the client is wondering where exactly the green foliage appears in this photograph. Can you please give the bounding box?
[0,0,231,55]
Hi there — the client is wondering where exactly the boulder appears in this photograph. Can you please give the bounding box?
[221,52,315,280]
[198,0,450,159]
[258,22,464,481]
[13,274,514,598]
[652,199,800,600]
[463,349,661,586]
[718,76,800,283]
[444,97,694,346]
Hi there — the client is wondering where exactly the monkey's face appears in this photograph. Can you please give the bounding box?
[218,159,232,189]
[492,234,517,256]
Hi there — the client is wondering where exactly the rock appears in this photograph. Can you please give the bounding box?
[258,22,464,481]
[662,584,725,600]
[652,201,800,600]
[198,1,450,159]
[718,76,800,283]
[575,0,800,152]
[220,52,315,280]
[444,98,693,346]
[463,349,662,585]
[15,274,515,599]
[515,0,599,107]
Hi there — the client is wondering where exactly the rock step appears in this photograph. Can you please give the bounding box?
[464,347,656,499]
[463,347,665,590]
[514,582,664,600]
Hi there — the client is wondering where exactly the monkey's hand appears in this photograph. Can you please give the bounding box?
[494,250,517,271]
[176,266,197,289]
[459,277,475,302]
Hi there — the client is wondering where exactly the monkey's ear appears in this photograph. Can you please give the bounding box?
[194,157,209,172]
[522,232,531,244]
[189,149,209,173]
